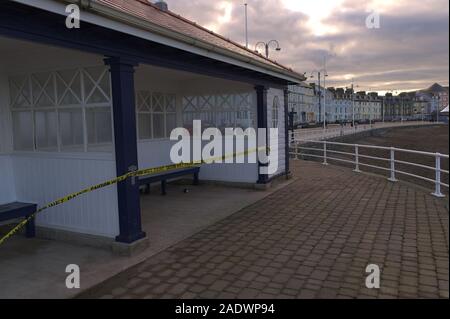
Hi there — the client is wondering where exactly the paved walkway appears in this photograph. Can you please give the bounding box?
[79,161,449,299]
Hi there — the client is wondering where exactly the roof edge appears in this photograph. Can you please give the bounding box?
[134,0,299,73]
[56,0,305,83]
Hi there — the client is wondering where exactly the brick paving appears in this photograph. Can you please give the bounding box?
[79,160,449,299]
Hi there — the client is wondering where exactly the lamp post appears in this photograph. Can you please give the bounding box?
[401,94,404,123]
[311,69,328,130]
[383,89,394,123]
[350,80,359,129]
[244,3,248,48]
[255,40,281,59]
[436,96,441,123]
[352,83,355,128]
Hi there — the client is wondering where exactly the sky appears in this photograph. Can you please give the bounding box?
[166,0,449,94]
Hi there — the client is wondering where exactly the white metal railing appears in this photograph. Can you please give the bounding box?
[290,139,449,198]
[291,121,438,142]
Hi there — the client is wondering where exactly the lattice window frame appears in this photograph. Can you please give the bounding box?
[9,66,113,153]
[136,91,177,140]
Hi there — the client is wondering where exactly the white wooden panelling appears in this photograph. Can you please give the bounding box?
[138,139,177,169]
[11,153,119,237]
[0,155,16,205]
[0,75,13,153]
[199,162,258,183]
[138,139,259,183]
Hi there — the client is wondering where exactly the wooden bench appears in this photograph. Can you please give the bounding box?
[139,167,200,196]
[0,202,37,238]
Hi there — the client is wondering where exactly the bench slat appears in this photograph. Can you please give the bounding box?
[0,202,37,238]
[0,202,36,221]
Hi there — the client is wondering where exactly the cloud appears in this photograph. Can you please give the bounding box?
[166,0,449,92]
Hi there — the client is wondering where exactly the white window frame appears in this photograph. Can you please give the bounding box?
[136,91,177,141]
[272,95,280,128]
[182,93,255,131]
[9,66,113,153]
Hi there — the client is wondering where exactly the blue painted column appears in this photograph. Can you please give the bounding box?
[256,85,269,184]
[284,88,291,177]
[104,57,146,244]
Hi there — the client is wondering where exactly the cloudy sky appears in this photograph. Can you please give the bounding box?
[166,0,449,93]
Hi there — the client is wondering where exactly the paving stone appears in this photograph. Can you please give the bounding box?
[79,161,449,300]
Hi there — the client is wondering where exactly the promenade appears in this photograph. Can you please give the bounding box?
[80,160,449,299]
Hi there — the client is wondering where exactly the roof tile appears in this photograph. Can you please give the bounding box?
[95,0,301,78]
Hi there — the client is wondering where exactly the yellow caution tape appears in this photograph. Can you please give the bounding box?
[0,146,268,245]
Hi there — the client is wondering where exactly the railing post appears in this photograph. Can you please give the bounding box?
[323,141,328,165]
[354,145,361,172]
[432,153,445,198]
[388,147,398,182]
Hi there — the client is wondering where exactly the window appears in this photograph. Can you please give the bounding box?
[59,108,83,151]
[182,93,255,132]
[136,91,177,140]
[9,66,113,152]
[272,96,279,128]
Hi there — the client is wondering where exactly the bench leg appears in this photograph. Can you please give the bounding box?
[145,184,151,194]
[161,180,167,196]
[25,215,36,238]
[193,172,199,186]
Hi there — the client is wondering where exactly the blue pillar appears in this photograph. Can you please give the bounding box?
[104,57,146,244]
[256,85,269,184]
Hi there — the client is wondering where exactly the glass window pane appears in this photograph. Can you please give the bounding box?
[153,113,165,139]
[56,70,82,106]
[84,67,110,104]
[166,113,177,137]
[59,109,84,151]
[152,93,164,112]
[12,111,33,150]
[35,111,58,151]
[9,76,31,108]
[166,94,176,112]
[86,107,112,151]
[32,73,55,107]
[138,113,152,140]
[272,96,279,128]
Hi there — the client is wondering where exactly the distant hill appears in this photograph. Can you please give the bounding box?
[422,83,449,94]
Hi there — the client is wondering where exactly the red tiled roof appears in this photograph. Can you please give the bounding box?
[94,0,303,79]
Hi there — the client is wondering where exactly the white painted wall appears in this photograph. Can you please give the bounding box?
[0,74,16,205]
[11,153,119,237]
[0,155,16,205]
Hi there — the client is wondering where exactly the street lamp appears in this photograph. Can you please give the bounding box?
[434,95,441,122]
[255,40,281,59]
[311,70,328,130]
[349,80,359,129]
[383,90,393,123]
